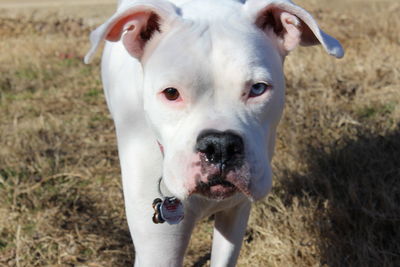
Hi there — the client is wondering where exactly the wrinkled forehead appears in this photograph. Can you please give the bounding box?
[144,18,281,90]
[143,21,213,89]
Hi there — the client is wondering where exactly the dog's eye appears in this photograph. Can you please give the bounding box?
[162,87,180,101]
[249,82,271,97]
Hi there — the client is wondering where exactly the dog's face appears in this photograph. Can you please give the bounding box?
[85,0,344,201]
[142,15,285,200]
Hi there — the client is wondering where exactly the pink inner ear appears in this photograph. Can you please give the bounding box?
[122,23,145,58]
[106,14,136,41]
[106,12,149,42]
[280,12,302,52]
[105,11,161,59]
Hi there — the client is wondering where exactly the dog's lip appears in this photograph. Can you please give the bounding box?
[200,177,235,188]
[191,176,237,199]
[191,172,254,200]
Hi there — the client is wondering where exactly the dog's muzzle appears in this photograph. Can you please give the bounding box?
[192,129,248,199]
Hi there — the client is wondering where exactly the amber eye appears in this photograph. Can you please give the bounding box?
[249,82,272,97]
[162,87,180,101]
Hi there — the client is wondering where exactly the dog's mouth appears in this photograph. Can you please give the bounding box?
[186,153,252,200]
[202,176,235,188]
[195,175,238,199]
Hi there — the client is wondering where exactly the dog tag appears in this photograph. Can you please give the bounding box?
[152,197,184,225]
[152,198,165,224]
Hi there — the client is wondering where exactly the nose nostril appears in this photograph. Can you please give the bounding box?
[205,144,214,154]
[204,144,216,162]
[225,141,243,162]
[226,144,235,156]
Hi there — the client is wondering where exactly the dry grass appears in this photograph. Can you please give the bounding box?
[0,0,399,266]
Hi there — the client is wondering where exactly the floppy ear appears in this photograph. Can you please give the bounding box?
[244,0,344,58]
[84,0,179,63]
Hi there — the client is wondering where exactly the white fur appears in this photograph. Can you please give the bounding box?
[85,0,343,265]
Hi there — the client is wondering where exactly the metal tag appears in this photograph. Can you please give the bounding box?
[152,197,184,225]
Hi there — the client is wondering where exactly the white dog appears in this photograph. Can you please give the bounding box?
[85,0,343,265]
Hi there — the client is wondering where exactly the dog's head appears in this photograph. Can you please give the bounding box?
[86,0,343,201]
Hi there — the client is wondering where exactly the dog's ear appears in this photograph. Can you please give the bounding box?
[84,0,179,63]
[244,0,344,58]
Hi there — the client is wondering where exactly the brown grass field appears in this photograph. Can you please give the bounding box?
[0,0,399,266]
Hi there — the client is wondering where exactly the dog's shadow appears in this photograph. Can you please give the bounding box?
[278,129,400,266]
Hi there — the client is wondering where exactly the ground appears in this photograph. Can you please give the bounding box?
[0,0,399,266]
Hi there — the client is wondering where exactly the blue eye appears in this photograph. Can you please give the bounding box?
[249,82,271,97]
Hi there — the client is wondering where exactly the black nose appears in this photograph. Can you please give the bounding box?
[195,130,244,166]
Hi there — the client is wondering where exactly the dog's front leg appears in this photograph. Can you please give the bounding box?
[132,221,195,267]
[126,198,197,267]
[210,200,251,267]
